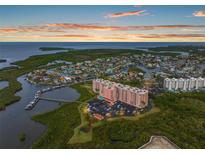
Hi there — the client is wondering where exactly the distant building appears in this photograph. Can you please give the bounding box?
[93,79,148,108]
[164,77,205,91]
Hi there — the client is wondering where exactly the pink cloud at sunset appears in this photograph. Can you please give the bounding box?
[106,10,146,18]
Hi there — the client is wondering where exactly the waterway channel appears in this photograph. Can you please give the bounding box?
[0,75,79,148]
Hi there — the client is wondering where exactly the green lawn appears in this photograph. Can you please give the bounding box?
[68,83,96,144]
[68,102,92,144]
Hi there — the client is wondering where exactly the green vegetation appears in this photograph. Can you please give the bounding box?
[0,49,139,110]
[68,91,205,149]
[32,102,81,148]
[128,66,145,74]
[70,83,95,102]
[117,80,143,88]
[32,82,95,148]
[32,88,205,148]
[39,47,74,51]
[13,49,140,68]
[1,47,205,148]
[0,66,19,72]
[101,65,145,88]
[33,81,159,147]
[147,51,180,57]
[149,45,205,52]
[18,133,26,142]
[68,83,96,144]
[107,106,160,122]
[1,48,170,110]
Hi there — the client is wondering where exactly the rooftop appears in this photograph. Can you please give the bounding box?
[94,79,147,93]
[139,136,180,149]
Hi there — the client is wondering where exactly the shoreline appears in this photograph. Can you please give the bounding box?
[0,48,140,111]
[0,47,205,148]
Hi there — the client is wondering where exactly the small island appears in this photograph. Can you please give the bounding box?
[1,47,205,149]
[0,59,7,63]
[39,47,74,52]
[18,132,26,142]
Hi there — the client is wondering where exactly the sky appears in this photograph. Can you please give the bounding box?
[0,5,205,42]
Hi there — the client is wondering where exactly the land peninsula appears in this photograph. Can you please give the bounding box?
[0,46,205,149]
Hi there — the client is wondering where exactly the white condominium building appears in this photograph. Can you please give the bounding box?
[164,77,205,91]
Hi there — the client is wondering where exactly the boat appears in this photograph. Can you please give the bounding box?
[25,104,33,110]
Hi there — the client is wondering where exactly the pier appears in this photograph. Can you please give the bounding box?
[38,97,72,103]
[24,80,90,110]
[25,85,68,110]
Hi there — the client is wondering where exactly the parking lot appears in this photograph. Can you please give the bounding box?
[87,99,141,118]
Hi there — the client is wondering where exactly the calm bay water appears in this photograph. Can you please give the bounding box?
[0,75,79,148]
[0,42,205,148]
[0,42,205,69]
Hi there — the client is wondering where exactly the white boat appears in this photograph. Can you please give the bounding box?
[25,104,33,110]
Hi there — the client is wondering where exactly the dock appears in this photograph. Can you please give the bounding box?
[38,97,72,103]
[25,85,67,110]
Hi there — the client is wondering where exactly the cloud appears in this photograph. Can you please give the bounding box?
[1,33,205,42]
[182,28,205,32]
[1,23,205,34]
[1,23,205,42]
[46,23,119,31]
[193,10,205,17]
[45,23,205,31]
[106,10,146,18]
[0,28,19,33]
[46,34,95,39]
[0,25,65,33]
[128,34,205,39]
[29,33,205,40]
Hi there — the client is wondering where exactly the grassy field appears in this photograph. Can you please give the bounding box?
[68,83,96,144]
[68,102,92,144]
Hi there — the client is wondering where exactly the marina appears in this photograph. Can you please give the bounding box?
[24,85,67,110]
[0,75,79,148]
